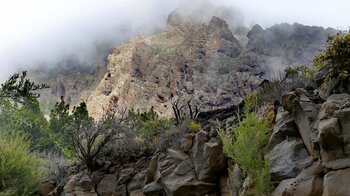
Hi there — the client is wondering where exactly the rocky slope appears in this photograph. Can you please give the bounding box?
[47,87,350,196]
[31,58,106,114]
[49,130,229,196]
[267,88,350,195]
[85,10,335,119]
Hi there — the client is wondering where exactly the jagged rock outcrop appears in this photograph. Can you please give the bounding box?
[246,23,336,74]
[267,88,350,195]
[86,11,262,119]
[85,10,334,119]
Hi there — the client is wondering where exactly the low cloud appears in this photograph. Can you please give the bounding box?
[0,0,348,81]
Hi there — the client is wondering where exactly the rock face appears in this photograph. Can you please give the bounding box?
[268,89,350,195]
[86,12,260,119]
[247,23,336,75]
[85,10,334,119]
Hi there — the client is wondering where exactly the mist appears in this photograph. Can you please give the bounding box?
[0,0,349,81]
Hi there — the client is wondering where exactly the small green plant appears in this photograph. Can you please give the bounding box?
[0,131,45,195]
[187,120,201,132]
[218,103,272,195]
[284,65,316,79]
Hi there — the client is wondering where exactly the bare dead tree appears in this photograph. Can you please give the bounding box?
[172,98,201,126]
[70,115,123,171]
[187,98,200,120]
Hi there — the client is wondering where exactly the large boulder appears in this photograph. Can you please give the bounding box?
[291,97,319,157]
[203,137,226,172]
[323,168,350,196]
[190,131,211,181]
[267,110,299,151]
[128,171,146,196]
[275,161,324,196]
[162,171,217,196]
[97,174,118,196]
[143,181,164,196]
[283,175,323,196]
[338,108,350,156]
[180,133,194,153]
[117,167,134,184]
[318,117,344,161]
[265,138,313,181]
[318,93,350,120]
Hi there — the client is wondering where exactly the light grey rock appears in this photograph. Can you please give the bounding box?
[338,108,350,156]
[143,181,164,196]
[265,138,313,181]
[97,174,118,196]
[117,168,134,185]
[318,93,350,120]
[322,158,350,170]
[318,117,344,161]
[204,137,226,172]
[267,110,299,151]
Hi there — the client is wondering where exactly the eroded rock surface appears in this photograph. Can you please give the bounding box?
[269,90,350,196]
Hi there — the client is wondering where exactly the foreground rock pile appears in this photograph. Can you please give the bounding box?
[49,131,231,196]
[267,88,350,195]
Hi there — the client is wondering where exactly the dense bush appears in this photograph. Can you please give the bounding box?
[39,151,70,184]
[314,29,350,94]
[314,30,350,80]
[124,108,173,150]
[0,131,44,195]
[218,103,272,195]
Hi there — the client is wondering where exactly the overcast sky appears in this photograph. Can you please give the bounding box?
[0,0,348,80]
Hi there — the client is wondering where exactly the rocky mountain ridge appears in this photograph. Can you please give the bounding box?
[83,11,335,119]
[38,10,350,196]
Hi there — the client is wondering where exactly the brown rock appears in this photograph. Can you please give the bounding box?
[128,171,146,195]
[318,93,350,120]
[64,174,80,193]
[338,108,350,156]
[41,183,55,196]
[180,134,193,152]
[97,174,118,196]
[318,118,344,161]
[117,167,134,184]
[143,181,164,196]
[283,175,323,196]
[292,98,318,156]
[204,137,226,172]
[281,92,298,112]
[113,185,127,196]
[323,168,350,196]
[167,149,190,165]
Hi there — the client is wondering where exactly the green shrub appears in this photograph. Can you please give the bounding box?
[187,120,201,132]
[0,131,45,195]
[314,30,350,81]
[125,107,172,139]
[313,30,350,94]
[218,104,272,195]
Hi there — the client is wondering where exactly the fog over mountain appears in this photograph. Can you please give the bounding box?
[0,0,348,81]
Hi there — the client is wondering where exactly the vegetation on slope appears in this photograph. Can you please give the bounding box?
[218,100,272,195]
